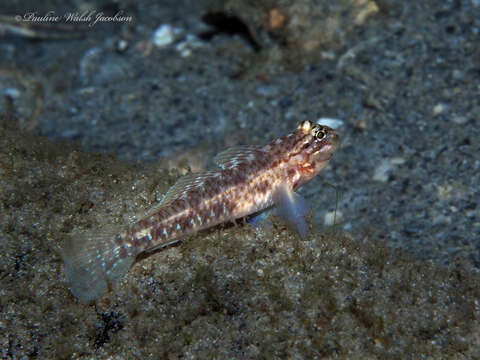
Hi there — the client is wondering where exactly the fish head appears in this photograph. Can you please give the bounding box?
[289,120,339,188]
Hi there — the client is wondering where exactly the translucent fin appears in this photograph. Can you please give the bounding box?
[273,184,309,239]
[247,209,273,228]
[61,228,135,302]
[159,170,218,205]
[214,145,260,169]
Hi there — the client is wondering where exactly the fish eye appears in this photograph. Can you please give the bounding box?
[312,127,326,139]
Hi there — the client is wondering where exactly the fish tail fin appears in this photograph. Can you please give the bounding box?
[61,229,134,302]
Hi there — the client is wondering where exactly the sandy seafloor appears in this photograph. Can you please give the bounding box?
[0,0,479,358]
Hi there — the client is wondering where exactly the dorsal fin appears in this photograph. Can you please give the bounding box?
[159,170,218,205]
[214,145,261,169]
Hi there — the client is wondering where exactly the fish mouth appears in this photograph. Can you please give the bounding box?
[328,131,340,148]
[313,133,339,161]
[314,148,334,162]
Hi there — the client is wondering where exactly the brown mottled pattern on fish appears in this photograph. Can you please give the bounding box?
[62,120,339,302]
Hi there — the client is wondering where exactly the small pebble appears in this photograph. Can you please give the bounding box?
[451,115,468,124]
[116,39,129,52]
[176,35,203,57]
[255,85,278,97]
[390,157,406,165]
[373,157,405,182]
[451,69,464,80]
[2,87,20,98]
[324,210,343,226]
[432,103,447,116]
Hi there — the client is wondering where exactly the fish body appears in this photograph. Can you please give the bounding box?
[62,120,339,302]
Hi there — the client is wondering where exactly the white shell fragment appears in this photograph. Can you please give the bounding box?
[316,117,344,129]
[176,35,204,57]
[323,210,343,226]
[432,103,447,116]
[373,157,406,182]
[153,24,183,47]
[152,25,204,57]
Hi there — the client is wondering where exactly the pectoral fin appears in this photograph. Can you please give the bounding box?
[273,184,309,239]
